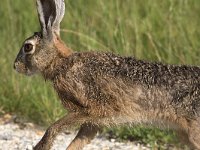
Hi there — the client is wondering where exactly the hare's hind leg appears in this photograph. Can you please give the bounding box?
[177,130,190,145]
[34,113,88,150]
[67,123,99,150]
[188,119,200,149]
[176,130,196,149]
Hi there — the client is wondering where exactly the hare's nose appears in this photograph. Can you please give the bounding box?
[13,62,17,69]
[14,62,19,70]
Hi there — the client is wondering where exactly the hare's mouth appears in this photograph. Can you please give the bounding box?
[14,61,34,76]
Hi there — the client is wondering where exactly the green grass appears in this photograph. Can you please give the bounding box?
[104,127,180,149]
[0,0,200,148]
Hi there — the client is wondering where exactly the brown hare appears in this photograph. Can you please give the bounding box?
[14,0,200,149]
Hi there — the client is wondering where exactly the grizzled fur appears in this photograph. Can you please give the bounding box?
[44,51,200,149]
[14,0,200,150]
[47,52,200,119]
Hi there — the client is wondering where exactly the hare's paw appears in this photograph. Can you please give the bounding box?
[33,142,50,150]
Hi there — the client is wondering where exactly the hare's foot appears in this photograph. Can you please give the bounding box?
[34,141,50,150]
[34,113,88,150]
[67,123,99,150]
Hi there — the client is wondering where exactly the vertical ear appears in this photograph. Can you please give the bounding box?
[36,0,65,39]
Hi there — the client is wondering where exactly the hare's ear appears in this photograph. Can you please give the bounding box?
[36,0,65,39]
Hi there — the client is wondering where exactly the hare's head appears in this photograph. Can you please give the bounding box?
[14,0,71,76]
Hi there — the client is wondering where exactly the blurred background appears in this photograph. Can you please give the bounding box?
[0,0,200,148]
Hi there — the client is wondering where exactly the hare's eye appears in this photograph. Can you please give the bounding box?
[24,43,33,53]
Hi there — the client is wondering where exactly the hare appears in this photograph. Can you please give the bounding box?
[14,0,200,150]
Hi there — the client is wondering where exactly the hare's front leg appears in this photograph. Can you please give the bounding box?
[34,113,88,150]
[188,119,200,150]
[67,123,99,150]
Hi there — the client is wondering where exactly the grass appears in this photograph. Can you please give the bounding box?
[0,0,200,148]
[104,127,180,149]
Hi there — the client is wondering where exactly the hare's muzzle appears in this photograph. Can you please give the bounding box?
[14,54,29,75]
[14,59,26,74]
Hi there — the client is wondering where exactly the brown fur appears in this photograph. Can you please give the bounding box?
[14,0,200,149]
[54,35,72,57]
[14,39,200,149]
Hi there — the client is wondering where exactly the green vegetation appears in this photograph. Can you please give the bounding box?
[105,127,180,149]
[0,0,200,148]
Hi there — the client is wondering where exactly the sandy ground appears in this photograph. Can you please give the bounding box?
[0,114,149,150]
